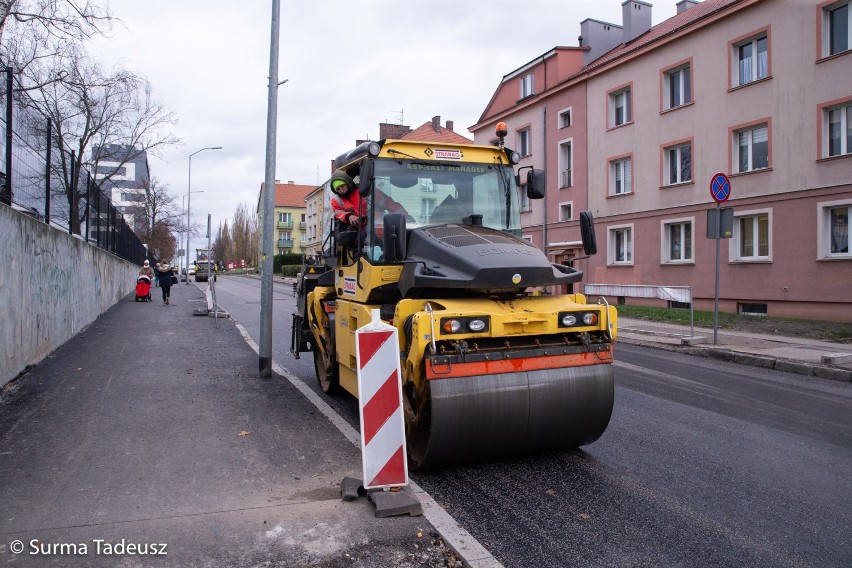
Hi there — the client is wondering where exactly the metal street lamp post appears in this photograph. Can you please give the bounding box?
[186,147,222,284]
[181,190,204,274]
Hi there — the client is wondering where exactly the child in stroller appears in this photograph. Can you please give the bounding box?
[135,275,152,302]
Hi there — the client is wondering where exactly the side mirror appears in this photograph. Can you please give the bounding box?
[579,210,597,256]
[383,213,407,262]
[358,159,374,193]
[526,169,546,199]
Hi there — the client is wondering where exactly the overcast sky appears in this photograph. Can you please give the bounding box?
[90,0,678,258]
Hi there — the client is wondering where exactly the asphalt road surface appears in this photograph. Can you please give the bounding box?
[213,275,852,568]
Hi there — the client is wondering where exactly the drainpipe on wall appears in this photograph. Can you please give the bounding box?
[542,105,549,293]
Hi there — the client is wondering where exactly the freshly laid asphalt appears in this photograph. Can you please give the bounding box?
[1,281,849,567]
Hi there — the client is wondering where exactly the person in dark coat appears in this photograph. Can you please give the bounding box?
[157,260,175,305]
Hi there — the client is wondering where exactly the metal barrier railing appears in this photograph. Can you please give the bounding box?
[584,283,695,339]
[0,66,148,265]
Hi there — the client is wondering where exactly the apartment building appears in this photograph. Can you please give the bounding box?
[256,181,315,257]
[91,144,150,233]
[471,0,851,321]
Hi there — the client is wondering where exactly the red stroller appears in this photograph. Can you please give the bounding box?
[135,275,152,302]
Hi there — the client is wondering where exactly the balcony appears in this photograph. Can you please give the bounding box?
[277,221,292,229]
[277,239,293,248]
[299,222,306,230]
[560,169,573,188]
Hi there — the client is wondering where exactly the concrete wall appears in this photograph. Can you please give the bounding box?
[1,204,137,386]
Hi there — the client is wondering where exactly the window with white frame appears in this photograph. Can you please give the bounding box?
[733,33,768,86]
[610,157,632,195]
[519,185,531,212]
[518,128,531,156]
[823,1,851,57]
[610,87,632,127]
[559,140,573,188]
[559,108,572,128]
[824,100,852,157]
[662,219,693,262]
[732,210,770,261]
[521,73,534,98]
[608,225,634,265]
[421,197,436,223]
[664,142,692,185]
[734,123,769,173]
[559,202,573,222]
[664,64,691,110]
[818,201,850,257]
[278,211,290,223]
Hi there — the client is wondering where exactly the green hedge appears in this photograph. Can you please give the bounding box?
[280,265,301,277]
[273,253,302,274]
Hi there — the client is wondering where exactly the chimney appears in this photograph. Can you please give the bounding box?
[676,0,699,14]
[446,120,454,132]
[580,18,623,66]
[432,115,441,132]
[622,0,652,44]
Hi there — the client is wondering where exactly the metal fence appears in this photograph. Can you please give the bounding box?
[0,66,149,265]
[583,283,696,339]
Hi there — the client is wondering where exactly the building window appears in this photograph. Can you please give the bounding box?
[609,87,632,127]
[421,197,436,223]
[559,202,573,222]
[608,225,634,265]
[664,141,692,185]
[733,33,769,86]
[278,212,290,223]
[609,156,632,195]
[663,63,691,110]
[818,201,851,257]
[823,100,852,157]
[559,108,572,128]
[559,140,573,188]
[734,123,769,173]
[662,219,693,263]
[823,1,851,57]
[732,210,770,261]
[518,128,531,157]
[520,73,534,98]
[519,186,531,212]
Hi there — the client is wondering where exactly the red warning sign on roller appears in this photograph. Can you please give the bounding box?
[356,310,408,489]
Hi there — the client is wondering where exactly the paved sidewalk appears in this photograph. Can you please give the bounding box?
[0,286,460,567]
[617,316,852,382]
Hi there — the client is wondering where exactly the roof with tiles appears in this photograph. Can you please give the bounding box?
[401,120,474,145]
[259,182,316,207]
[580,0,749,74]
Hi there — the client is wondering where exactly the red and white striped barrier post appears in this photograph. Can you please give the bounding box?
[356,309,408,489]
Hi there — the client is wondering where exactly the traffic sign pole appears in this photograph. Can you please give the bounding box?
[714,203,721,345]
[709,173,731,346]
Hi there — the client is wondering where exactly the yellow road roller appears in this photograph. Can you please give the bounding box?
[292,129,617,470]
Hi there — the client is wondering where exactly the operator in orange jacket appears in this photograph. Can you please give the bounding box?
[329,170,409,227]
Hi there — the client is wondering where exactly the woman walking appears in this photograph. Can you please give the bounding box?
[157,260,175,305]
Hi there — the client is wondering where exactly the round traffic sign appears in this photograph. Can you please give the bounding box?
[710,172,731,203]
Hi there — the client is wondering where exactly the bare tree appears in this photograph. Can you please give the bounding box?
[21,45,180,234]
[212,205,259,269]
[0,0,114,80]
[134,175,180,252]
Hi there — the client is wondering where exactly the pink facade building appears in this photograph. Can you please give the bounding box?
[471,0,851,321]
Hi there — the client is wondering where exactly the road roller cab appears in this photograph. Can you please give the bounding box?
[291,129,617,470]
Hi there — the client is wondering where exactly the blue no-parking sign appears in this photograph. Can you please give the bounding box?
[710,172,731,203]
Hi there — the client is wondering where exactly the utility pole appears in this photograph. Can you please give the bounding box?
[259,0,281,377]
